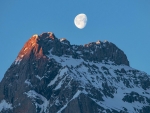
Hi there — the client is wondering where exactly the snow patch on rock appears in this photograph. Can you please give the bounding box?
[0,100,13,112]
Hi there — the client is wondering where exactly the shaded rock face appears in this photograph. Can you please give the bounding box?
[0,32,150,113]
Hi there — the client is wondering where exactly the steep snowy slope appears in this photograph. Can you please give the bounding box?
[0,32,149,113]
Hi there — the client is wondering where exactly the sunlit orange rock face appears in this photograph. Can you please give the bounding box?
[16,34,43,61]
[15,32,56,64]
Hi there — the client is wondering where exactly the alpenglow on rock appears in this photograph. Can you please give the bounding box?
[0,32,150,113]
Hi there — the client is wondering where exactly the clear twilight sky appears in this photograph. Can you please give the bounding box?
[0,1,150,81]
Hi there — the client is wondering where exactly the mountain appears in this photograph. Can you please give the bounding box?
[0,32,150,113]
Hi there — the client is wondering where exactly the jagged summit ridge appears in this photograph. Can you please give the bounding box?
[15,32,129,66]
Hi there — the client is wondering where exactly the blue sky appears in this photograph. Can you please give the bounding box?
[0,1,150,80]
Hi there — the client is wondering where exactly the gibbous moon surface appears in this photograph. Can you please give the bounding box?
[74,13,87,29]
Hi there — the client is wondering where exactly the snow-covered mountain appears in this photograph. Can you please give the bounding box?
[0,32,150,113]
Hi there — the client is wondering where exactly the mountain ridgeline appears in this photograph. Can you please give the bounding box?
[0,32,150,113]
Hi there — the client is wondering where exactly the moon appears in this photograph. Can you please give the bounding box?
[74,13,87,29]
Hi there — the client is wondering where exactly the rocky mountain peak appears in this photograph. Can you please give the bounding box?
[15,32,57,64]
[15,32,129,66]
[0,32,150,113]
[40,32,56,40]
[60,38,70,45]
